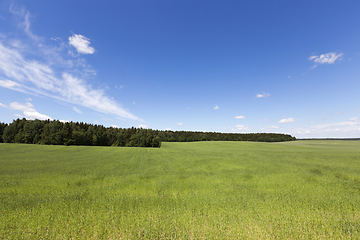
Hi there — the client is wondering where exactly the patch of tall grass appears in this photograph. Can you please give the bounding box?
[0,140,359,238]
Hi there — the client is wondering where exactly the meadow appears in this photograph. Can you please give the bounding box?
[0,140,359,239]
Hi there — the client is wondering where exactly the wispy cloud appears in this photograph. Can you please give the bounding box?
[309,52,343,68]
[260,126,279,131]
[69,34,95,55]
[72,106,81,114]
[138,124,149,128]
[230,125,250,132]
[115,85,124,90]
[214,105,219,110]
[9,4,40,41]
[235,115,246,119]
[50,37,61,41]
[256,92,270,98]
[0,103,7,108]
[0,6,140,122]
[292,118,360,137]
[176,122,183,126]
[0,79,21,88]
[279,117,295,123]
[236,124,249,130]
[349,117,358,122]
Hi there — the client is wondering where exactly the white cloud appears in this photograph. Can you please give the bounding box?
[0,79,21,89]
[50,37,61,41]
[0,103,7,108]
[260,126,279,131]
[9,102,33,112]
[279,117,295,123]
[72,106,81,114]
[214,105,219,110]
[23,111,52,120]
[110,125,119,128]
[25,98,32,101]
[69,34,95,54]
[0,24,140,121]
[234,124,250,131]
[14,113,22,118]
[309,52,343,68]
[9,5,40,41]
[293,120,360,137]
[138,124,149,128]
[256,92,270,98]
[235,115,246,119]
[349,117,358,122]
[176,122,183,126]
[61,74,139,120]
[164,128,171,130]
[8,102,52,120]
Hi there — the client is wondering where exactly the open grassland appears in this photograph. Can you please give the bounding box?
[1,140,360,239]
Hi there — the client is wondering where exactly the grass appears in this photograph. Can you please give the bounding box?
[0,140,360,239]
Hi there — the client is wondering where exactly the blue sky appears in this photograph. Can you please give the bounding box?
[1,0,360,138]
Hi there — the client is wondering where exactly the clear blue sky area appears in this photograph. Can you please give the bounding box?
[1,0,360,138]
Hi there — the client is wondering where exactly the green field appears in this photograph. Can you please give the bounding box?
[1,141,360,239]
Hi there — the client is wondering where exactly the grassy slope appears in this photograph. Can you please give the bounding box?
[0,141,359,239]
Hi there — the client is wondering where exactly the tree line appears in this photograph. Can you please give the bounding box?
[0,119,161,147]
[0,119,296,147]
[155,130,295,143]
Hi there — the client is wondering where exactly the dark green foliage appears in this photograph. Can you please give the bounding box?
[1,118,295,147]
[2,118,27,143]
[1,119,162,148]
[0,122,8,143]
[154,130,295,143]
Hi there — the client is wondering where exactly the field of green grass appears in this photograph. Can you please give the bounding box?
[1,140,360,239]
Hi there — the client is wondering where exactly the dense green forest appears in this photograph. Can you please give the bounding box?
[0,119,295,147]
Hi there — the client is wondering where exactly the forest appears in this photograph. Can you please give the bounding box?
[0,119,295,147]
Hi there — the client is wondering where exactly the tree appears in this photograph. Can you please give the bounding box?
[0,122,8,143]
[3,118,26,143]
